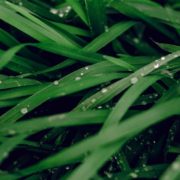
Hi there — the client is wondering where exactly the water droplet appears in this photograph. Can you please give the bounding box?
[50,8,58,14]
[8,129,16,135]
[173,54,178,58]
[53,80,59,85]
[60,92,66,96]
[65,6,71,13]
[82,106,87,111]
[141,101,147,105]
[130,172,138,178]
[104,26,109,32]
[126,145,132,151]
[75,77,81,81]
[172,162,180,170]
[59,13,64,18]
[154,93,158,97]
[20,108,28,114]
[140,72,145,76]
[85,66,89,70]
[105,104,110,108]
[149,95,154,99]
[101,88,108,93]
[97,106,102,109]
[91,98,96,103]
[154,61,160,69]
[18,1,23,6]
[66,6,71,11]
[133,38,140,43]
[161,56,165,61]
[135,169,140,173]
[105,172,113,178]
[0,80,2,84]
[65,166,70,170]
[130,77,138,84]
[148,129,153,134]
[3,152,8,158]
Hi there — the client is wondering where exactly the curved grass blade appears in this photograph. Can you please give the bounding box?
[0,110,109,136]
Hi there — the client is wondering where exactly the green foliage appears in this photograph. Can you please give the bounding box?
[0,0,179,179]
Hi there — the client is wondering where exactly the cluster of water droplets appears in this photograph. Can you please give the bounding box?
[74,66,89,82]
[129,55,170,86]
[50,6,71,18]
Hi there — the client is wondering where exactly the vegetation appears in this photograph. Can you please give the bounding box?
[0,0,180,179]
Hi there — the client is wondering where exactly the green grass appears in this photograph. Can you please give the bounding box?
[0,0,180,179]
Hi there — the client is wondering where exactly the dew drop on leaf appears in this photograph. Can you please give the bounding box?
[59,13,64,18]
[53,80,59,85]
[20,108,28,114]
[130,77,138,84]
[75,77,81,81]
[85,66,89,70]
[160,56,165,61]
[91,98,96,103]
[154,62,160,69]
[50,8,58,15]
[130,172,138,178]
[172,162,180,170]
[101,88,108,93]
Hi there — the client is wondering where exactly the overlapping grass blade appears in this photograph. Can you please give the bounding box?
[0,110,109,136]
[67,76,162,180]
[66,0,88,25]
[18,98,180,176]
[84,0,106,36]
[110,0,178,42]
[76,51,180,111]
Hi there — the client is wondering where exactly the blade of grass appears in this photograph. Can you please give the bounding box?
[0,110,109,136]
